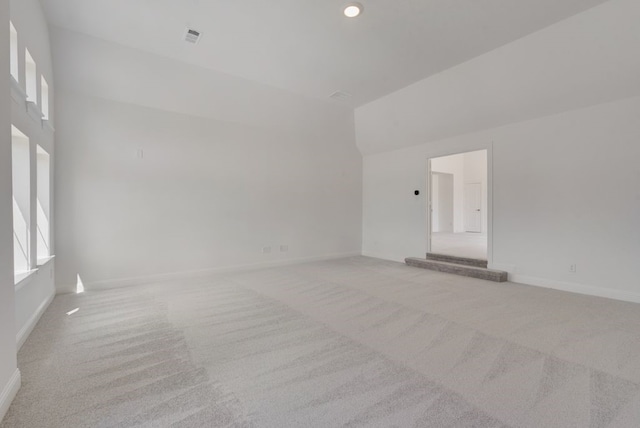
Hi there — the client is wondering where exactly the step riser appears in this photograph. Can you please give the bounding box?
[405,258,508,282]
[426,253,487,268]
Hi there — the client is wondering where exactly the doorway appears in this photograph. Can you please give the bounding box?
[427,150,488,260]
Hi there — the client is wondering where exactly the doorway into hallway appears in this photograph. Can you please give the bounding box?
[427,149,488,260]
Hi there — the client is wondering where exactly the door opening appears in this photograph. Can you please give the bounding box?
[427,150,488,260]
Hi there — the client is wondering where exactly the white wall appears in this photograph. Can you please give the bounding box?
[0,0,19,420]
[10,0,56,334]
[358,0,640,303]
[52,29,362,292]
[463,150,487,233]
[431,173,453,233]
[355,0,640,155]
[10,0,54,124]
[362,96,640,302]
[431,154,465,232]
[2,0,55,417]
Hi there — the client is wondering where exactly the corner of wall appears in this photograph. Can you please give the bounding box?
[0,369,20,423]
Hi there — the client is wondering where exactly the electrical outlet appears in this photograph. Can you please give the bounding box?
[262,246,271,254]
[280,245,288,253]
[569,264,577,273]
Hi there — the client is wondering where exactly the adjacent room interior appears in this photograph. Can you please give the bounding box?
[1,0,640,426]
[429,149,488,260]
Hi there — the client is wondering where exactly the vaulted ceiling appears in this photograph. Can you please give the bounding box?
[41,0,609,106]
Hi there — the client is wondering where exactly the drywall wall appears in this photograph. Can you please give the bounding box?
[362,96,640,302]
[431,154,465,233]
[0,0,19,420]
[356,0,640,155]
[358,0,640,302]
[52,29,362,292]
[463,150,487,233]
[14,260,55,349]
[431,173,453,233]
[10,0,54,124]
[8,0,56,364]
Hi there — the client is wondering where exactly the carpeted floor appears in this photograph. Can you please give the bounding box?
[3,256,640,427]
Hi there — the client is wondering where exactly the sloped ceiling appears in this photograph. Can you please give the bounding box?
[41,0,608,106]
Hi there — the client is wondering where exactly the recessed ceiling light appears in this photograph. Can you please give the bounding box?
[344,3,363,18]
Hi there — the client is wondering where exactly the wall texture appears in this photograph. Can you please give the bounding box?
[357,0,640,303]
[362,96,640,302]
[9,0,56,352]
[52,29,362,292]
[356,0,640,155]
[431,154,465,233]
[0,0,19,420]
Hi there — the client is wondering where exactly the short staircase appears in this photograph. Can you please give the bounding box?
[405,253,508,282]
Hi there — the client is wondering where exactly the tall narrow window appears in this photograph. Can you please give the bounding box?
[36,146,51,260]
[12,126,31,279]
[10,22,19,82]
[25,48,37,104]
[41,77,49,120]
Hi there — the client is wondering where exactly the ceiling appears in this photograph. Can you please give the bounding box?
[41,0,609,107]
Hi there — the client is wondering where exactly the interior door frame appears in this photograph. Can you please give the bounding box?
[426,144,493,264]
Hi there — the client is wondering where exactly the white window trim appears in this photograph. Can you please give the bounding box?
[15,269,38,289]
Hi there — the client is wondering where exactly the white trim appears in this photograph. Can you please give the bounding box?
[0,369,21,423]
[487,143,494,263]
[16,290,55,350]
[37,255,55,267]
[81,252,363,291]
[511,274,640,304]
[426,158,432,253]
[14,269,38,290]
[9,76,26,105]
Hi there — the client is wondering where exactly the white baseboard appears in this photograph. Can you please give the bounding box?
[16,290,55,350]
[511,274,640,304]
[369,253,640,305]
[83,252,363,291]
[0,369,21,423]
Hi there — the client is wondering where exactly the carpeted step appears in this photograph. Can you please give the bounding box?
[405,257,508,282]
[426,252,488,268]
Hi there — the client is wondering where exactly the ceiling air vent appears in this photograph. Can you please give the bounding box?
[329,90,353,101]
[184,28,202,44]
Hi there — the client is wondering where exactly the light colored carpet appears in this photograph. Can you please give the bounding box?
[3,256,640,427]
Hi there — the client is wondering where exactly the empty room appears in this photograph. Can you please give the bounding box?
[1,0,640,426]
